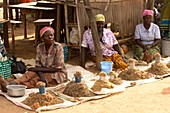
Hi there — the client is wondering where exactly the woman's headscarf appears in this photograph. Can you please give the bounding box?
[40,26,55,37]
[95,14,105,22]
[142,9,154,17]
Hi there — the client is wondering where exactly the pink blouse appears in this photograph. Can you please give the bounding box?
[81,28,118,56]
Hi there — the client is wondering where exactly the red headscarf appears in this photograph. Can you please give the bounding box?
[40,27,55,37]
[142,9,154,17]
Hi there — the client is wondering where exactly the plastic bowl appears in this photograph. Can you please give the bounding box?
[6,85,26,97]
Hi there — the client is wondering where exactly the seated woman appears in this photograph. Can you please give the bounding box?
[81,14,128,71]
[0,26,68,92]
[134,9,161,63]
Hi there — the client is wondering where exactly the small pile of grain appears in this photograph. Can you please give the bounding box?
[91,80,114,92]
[118,69,154,81]
[108,71,123,85]
[22,92,64,110]
[109,77,123,85]
[166,62,170,68]
[74,71,82,77]
[146,62,170,75]
[63,81,95,97]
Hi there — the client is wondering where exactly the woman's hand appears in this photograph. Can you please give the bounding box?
[121,55,128,63]
[144,44,152,51]
[104,44,112,49]
[27,67,37,72]
[40,76,48,86]
[37,72,48,86]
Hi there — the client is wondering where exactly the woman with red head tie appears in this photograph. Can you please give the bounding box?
[134,9,161,64]
[0,26,68,92]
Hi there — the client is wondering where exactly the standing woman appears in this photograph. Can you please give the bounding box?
[134,9,161,63]
[0,27,67,92]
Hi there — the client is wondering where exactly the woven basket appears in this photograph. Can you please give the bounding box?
[0,60,12,79]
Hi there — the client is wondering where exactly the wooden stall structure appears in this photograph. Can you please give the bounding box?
[73,0,145,67]
[76,0,145,43]
[6,0,146,67]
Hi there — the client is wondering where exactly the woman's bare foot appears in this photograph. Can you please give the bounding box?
[0,75,7,92]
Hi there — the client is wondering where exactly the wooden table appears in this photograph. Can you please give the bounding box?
[8,2,56,39]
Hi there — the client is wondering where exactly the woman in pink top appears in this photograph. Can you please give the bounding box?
[81,14,128,71]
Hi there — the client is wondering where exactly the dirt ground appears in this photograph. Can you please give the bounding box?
[0,6,170,113]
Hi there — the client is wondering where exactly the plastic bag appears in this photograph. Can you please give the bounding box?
[10,56,26,74]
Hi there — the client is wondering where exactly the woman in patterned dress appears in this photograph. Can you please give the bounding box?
[0,26,68,92]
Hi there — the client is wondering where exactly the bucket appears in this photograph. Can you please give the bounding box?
[100,61,113,74]
[161,39,170,57]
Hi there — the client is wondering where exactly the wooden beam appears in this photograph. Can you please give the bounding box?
[83,0,103,69]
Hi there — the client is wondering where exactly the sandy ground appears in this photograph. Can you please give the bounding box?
[0,2,170,113]
[1,77,170,113]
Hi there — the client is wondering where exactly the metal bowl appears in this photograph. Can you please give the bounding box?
[6,85,27,97]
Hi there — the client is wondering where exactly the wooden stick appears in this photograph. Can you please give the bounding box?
[83,0,103,69]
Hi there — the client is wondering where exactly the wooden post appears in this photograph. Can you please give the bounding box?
[3,0,8,19]
[83,0,103,69]
[3,0,9,49]
[143,0,147,10]
[23,14,27,39]
[11,23,15,55]
[75,0,84,65]
[146,0,154,10]
[56,4,61,42]
[64,4,69,44]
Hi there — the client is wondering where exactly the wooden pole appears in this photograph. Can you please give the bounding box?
[83,0,103,69]
[3,0,8,19]
[64,4,69,44]
[75,0,84,65]
[11,23,15,56]
[56,4,61,42]
[3,0,9,49]
[146,0,154,10]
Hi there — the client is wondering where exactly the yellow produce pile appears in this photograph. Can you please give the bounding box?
[146,62,170,75]
[63,81,95,97]
[91,80,114,92]
[118,69,154,80]
[166,62,170,68]
[22,92,64,110]
[109,77,123,85]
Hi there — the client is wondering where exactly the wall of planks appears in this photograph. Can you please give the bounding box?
[77,0,145,40]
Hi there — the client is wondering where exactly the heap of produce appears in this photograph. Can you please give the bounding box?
[22,92,64,110]
[118,59,154,80]
[63,71,95,97]
[146,53,170,75]
[166,62,170,68]
[91,72,114,92]
[108,71,122,85]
